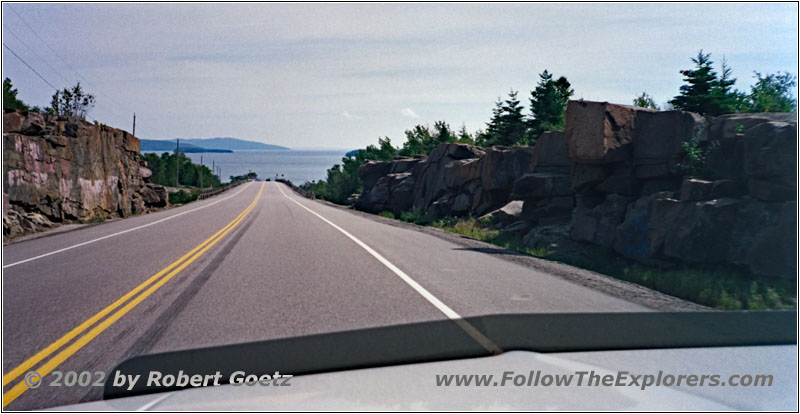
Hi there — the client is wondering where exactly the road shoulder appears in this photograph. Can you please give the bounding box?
[290,190,707,312]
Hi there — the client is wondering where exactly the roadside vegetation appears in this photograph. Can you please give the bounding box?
[301,53,796,310]
[141,152,221,189]
[303,51,795,204]
[377,210,796,311]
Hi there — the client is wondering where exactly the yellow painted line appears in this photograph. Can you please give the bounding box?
[2,184,259,387]
[2,183,264,408]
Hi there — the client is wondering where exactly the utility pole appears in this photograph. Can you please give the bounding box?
[132,113,136,136]
[199,155,203,189]
[175,138,180,187]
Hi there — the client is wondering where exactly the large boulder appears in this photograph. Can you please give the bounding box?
[522,196,574,224]
[571,164,608,193]
[728,199,796,278]
[741,121,796,201]
[511,173,572,200]
[444,158,481,189]
[564,100,655,164]
[569,193,630,248]
[388,173,416,213]
[612,191,673,262]
[651,198,742,264]
[358,160,394,190]
[531,131,571,173]
[412,143,485,214]
[481,200,524,226]
[708,112,797,141]
[140,184,168,208]
[633,110,708,165]
[356,172,416,214]
[479,146,537,191]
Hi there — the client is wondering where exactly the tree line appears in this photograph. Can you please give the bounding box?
[3,78,96,117]
[636,50,796,115]
[304,52,796,204]
[141,152,221,189]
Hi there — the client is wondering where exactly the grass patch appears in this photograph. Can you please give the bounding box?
[398,209,434,226]
[383,212,796,310]
[378,211,396,219]
[168,189,198,205]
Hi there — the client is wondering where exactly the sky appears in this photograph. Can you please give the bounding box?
[2,3,797,149]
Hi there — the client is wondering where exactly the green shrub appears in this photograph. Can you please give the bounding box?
[678,139,708,176]
[168,189,197,204]
[378,211,395,219]
[398,209,433,226]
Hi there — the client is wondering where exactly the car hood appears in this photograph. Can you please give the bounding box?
[51,345,797,411]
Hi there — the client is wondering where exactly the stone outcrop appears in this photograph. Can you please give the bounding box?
[3,110,168,240]
[564,101,796,278]
[352,101,796,279]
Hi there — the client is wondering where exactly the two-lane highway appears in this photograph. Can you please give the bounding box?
[3,181,652,410]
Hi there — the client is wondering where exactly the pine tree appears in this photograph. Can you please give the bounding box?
[3,78,29,111]
[478,98,504,147]
[498,90,526,146]
[528,70,573,143]
[670,51,745,116]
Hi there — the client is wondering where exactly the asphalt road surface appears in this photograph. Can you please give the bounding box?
[3,181,660,410]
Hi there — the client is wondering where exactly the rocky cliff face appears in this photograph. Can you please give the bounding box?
[3,110,168,241]
[355,101,797,279]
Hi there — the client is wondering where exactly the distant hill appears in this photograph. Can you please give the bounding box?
[139,139,232,153]
[179,138,290,151]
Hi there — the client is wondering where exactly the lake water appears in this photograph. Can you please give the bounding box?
[181,150,347,184]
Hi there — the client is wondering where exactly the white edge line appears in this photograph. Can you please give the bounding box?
[275,183,502,355]
[3,182,253,269]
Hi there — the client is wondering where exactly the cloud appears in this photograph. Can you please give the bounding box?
[400,107,420,119]
[341,111,361,120]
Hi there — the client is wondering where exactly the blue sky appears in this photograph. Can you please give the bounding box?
[2,3,797,149]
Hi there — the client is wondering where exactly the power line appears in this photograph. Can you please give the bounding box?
[3,42,99,122]
[6,5,170,137]
[2,43,58,91]
[7,5,91,87]
[2,23,72,85]
[6,5,155,134]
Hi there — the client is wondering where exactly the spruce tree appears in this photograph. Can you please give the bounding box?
[670,51,746,116]
[479,98,505,146]
[528,70,573,143]
[498,90,526,146]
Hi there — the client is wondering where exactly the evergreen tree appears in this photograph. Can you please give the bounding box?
[715,58,748,113]
[3,78,29,110]
[432,120,454,144]
[670,51,746,116]
[500,90,526,145]
[456,123,474,144]
[478,97,505,147]
[528,70,573,142]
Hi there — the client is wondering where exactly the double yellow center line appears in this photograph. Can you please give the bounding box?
[2,183,264,408]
